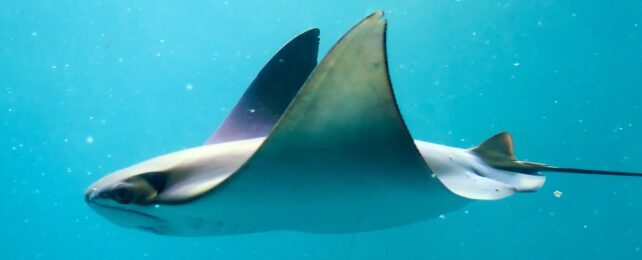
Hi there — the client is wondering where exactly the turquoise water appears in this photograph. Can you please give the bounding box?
[2,1,642,259]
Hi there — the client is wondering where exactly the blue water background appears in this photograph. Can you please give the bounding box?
[2,1,642,259]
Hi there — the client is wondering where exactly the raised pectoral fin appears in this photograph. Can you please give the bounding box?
[205,29,320,145]
[238,11,431,184]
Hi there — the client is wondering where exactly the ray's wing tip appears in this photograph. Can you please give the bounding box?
[309,27,321,33]
[363,10,387,27]
[367,10,385,19]
[294,28,320,48]
[301,28,320,38]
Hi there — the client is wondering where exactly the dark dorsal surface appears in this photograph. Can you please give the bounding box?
[236,11,435,188]
[205,29,320,144]
[212,13,466,233]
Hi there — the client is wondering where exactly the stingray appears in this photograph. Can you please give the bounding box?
[85,11,641,236]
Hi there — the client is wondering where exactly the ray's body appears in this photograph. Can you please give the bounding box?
[85,12,642,236]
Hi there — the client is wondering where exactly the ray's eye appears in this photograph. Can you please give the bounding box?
[112,186,134,204]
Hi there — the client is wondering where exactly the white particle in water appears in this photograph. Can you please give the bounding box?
[52,65,57,69]
[249,108,256,113]
[154,204,160,208]
[86,136,94,144]
[278,58,284,63]
[583,224,588,229]
[513,62,520,67]
[32,31,38,37]
[160,39,165,44]
[554,190,563,198]
[634,24,639,27]
[185,84,193,91]
[464,210,469,214]
[438,214,445,219]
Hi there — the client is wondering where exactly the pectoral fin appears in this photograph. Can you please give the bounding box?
[205,29,320,144]
[237,11,432,185]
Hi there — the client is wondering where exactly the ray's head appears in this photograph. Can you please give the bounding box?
[85,172,166,205]
[83,145,245,236]
[84,149,212,236]
[85,168,173,234]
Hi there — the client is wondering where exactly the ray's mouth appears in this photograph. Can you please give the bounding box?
[87,200,165,223]
[85,186,164,222]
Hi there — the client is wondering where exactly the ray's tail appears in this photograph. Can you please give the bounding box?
[472,132,642,177]
[538,166,642,177]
